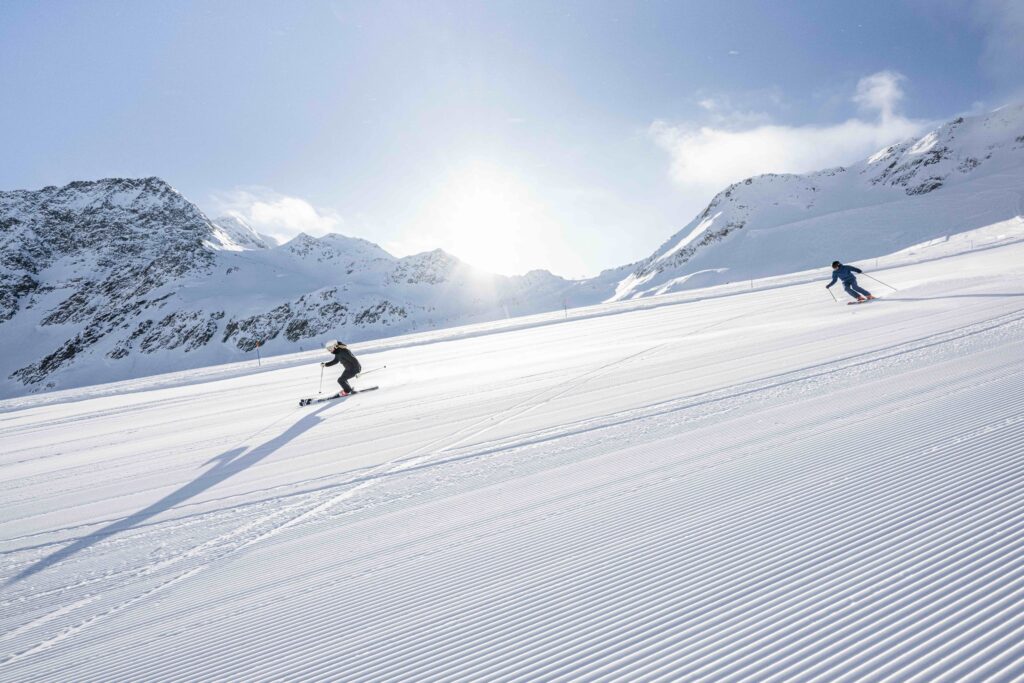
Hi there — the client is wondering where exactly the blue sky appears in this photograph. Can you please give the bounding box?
[2,1,1022,276]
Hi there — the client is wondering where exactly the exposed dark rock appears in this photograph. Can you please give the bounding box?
[907,178,944,195]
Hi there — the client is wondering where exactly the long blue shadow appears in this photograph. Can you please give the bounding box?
[7,404,333,586]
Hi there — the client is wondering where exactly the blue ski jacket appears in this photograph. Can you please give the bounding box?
[827,264,863,287]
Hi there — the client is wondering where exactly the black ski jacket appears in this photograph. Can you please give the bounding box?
[325,346,361,373]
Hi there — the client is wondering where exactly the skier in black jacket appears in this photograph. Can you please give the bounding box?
[827,261,875,302]
[322,339,362,396]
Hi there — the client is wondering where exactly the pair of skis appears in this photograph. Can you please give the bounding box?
[299,386,379,407]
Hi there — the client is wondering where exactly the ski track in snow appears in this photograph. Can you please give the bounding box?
[1,238,1024,680]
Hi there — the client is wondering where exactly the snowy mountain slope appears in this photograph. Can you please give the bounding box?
[0,180,584,398]
[615,103,1024,299]
[1,226,1023,680]
[0,178,220,391]
[209,214,271,251]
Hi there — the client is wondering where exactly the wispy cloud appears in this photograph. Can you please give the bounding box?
[650,71,928,193]
[694,94,774,128]
[208,187,344,244]
[852,70,907,121]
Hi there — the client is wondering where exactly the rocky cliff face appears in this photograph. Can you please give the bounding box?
[1,177,212,320]
[0,178,219,386]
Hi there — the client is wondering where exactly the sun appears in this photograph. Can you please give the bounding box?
[431,166,545,276]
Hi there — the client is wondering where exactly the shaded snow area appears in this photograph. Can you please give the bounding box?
[2,231,1024,681]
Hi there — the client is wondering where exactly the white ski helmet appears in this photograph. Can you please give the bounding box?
[325,339,340,352]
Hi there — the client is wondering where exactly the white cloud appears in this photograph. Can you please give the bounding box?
[852,71,906,121]
[651,71,928,192]
[691,89,783,128]
[208,187,344,244]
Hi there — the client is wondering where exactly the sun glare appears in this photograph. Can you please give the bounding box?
[431,166,550,276]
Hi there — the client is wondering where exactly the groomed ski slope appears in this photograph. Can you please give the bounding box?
[2,221,1024,681]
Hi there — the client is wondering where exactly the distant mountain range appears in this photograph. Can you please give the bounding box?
[2,104,1022,397]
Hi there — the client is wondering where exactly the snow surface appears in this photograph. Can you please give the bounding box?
[2,221,1024,680]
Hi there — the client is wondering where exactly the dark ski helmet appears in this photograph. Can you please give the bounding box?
[831,261,841,268]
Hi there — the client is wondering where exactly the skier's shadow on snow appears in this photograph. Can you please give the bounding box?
[7,404,335,587]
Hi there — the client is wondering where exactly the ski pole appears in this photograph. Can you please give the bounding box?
[861,273,898,291]
[318,364,324,395]
[827,287,837,302]
[358,365,387,377]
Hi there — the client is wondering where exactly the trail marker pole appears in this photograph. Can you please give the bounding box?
[256,341,262,367]
[319,364,324,395]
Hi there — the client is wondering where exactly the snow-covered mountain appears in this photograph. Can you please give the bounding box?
[0,179,588,397]
[209,214,272,251]
[613,103,1024,299]
[2,104,1022,397]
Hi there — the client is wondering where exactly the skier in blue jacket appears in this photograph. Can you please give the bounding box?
[827,261,875,302]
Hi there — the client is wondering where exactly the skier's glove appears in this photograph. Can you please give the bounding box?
[320,362,326,367]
